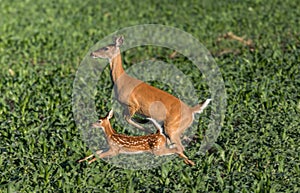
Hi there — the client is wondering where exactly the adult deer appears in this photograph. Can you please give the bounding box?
[78,110,195,165]
[90,36,211,155]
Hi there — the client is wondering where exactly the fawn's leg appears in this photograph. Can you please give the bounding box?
[78,150,103,163]
[78,154,95,163]
[153,146,178,156]
[87,149,118,164]
[148,118,172,145]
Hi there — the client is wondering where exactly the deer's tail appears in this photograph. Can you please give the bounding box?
[191,99,212,114]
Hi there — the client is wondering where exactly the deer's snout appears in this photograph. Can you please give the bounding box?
[92,123,99,128]
[90,51,96,58]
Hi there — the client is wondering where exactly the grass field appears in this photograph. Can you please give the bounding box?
[1,0,299,192]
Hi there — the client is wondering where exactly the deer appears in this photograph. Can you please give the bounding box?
[78,110,195,165]
[90,36,211,158]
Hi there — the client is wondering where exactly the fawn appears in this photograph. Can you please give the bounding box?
[90,36,211,156]
[78,110,195,165]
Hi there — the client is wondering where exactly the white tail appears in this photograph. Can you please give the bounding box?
[90,36,211,155]
[78,110,195,165]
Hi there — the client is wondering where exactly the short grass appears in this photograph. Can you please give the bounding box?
[1,0,299,192]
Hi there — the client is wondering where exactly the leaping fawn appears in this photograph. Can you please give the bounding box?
[78,110,195,165]
[90,36,211,157]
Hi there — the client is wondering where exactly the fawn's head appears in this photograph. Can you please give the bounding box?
[90,36,124,59]
[92,109,114,129]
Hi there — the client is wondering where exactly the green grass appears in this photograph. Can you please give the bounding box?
[1,0,299,192]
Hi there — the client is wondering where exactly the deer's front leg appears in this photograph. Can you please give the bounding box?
[124,107,151,133]
[77,154,95,163]
[78,150,103,163]
[87,149,118,164]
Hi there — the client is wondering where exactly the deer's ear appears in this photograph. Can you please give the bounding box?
[114,36,124,47]
[107,109,114,119]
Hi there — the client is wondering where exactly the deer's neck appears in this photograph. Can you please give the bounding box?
[110,53,125,83]
[104,123,116,137]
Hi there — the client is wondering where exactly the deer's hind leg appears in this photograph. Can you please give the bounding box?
[153,146,195,166]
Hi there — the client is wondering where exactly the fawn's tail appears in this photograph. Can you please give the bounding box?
[191,99,212,114]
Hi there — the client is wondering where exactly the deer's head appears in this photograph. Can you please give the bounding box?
[92,109,114,130]
[90,36,124,60]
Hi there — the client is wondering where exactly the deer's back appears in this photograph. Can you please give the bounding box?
[110,133,166,152]
[131,82,191,120]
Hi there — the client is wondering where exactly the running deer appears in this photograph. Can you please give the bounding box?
[90,36,211,155]
[78,110,195,165]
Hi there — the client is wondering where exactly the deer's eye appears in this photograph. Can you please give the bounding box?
[102,47,109,51]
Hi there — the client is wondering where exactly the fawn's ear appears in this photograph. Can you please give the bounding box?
[107,109,114,119]
[114,36,124,47]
